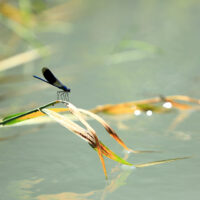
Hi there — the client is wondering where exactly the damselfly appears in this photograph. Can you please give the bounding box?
[33,67,71,101]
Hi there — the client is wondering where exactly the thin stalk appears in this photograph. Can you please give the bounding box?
[0,100,61,126]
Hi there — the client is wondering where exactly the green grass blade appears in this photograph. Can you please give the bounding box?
[0,100,60,126]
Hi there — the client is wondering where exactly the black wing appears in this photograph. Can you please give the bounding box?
[42,67,58,85]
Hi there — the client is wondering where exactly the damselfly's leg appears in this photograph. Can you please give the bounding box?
[62,92,68,101]
[57,91,63,100]
[62,92,65,101]
[66,92,69,101]
[61,92,64,101]
[56,91,69,102]
[64,92,68,101]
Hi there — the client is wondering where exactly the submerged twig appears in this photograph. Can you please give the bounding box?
[134,156,191,168]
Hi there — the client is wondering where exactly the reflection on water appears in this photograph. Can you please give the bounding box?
[5,151,190,200]
[162,102,172,109]
[5,153,134,200]
[36,191,95,200]
[7,178,44,200]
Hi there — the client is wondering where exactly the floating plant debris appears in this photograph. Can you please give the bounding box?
[0,95,196,178]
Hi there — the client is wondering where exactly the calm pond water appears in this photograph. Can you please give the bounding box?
[0,0,200,200]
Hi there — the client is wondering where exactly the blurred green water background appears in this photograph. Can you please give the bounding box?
[0,0,200,200]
